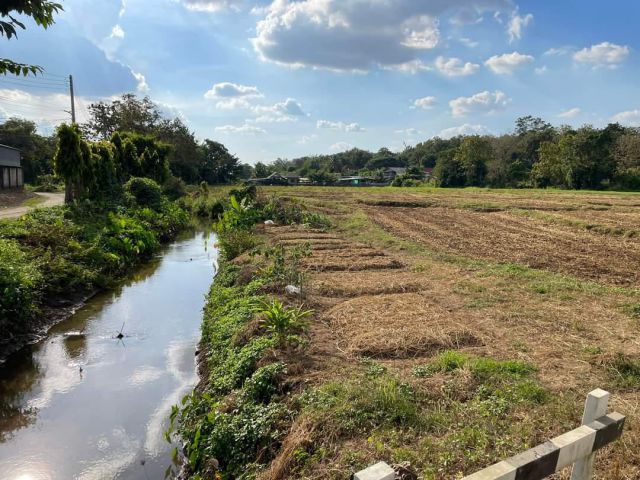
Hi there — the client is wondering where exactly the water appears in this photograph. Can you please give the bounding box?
[0,229,217,480]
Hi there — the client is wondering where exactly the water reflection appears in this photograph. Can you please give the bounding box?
[0,228,217,480]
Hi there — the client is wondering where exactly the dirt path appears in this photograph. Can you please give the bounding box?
[0,192,64,219]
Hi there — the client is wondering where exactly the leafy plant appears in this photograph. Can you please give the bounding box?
[259,299,312,345]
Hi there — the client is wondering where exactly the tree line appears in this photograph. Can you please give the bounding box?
[259,116,640,190]
[0,94,250,187]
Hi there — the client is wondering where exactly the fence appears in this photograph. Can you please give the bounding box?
[354,389,625,480]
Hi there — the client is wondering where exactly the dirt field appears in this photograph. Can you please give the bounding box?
[260,186,640,480]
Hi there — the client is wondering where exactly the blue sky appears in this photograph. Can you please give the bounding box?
[2,0,640,164]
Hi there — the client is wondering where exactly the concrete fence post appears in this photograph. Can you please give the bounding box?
[570,388,610,480]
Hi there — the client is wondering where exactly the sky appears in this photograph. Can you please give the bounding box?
[2,0,640,164]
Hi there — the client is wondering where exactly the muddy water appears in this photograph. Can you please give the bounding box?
[0,229,217,480]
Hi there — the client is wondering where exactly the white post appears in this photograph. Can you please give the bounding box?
[571,388,610,480]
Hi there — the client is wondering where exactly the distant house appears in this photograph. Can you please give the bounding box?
[248,172,300,186]
[382,167,406,182]
[0,144,23,189]
[336,176,374,186]
[424,167,434,179]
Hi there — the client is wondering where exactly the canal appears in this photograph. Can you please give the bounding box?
[0,228,217,480]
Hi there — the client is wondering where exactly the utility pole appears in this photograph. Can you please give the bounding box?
[69,74,76,124]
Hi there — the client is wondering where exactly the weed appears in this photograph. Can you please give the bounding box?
[259,299,313,346]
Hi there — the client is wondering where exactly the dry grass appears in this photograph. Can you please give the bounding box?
[258,187,640,479]
[324,292,483,358]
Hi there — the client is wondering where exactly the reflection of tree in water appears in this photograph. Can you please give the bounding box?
[0,348,40,442]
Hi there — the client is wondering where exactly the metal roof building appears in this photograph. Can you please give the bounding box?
[0,144,23,189]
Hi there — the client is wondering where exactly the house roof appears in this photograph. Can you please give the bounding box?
[0,143,20,152]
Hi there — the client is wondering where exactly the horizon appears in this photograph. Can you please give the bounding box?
[1,0,639,164]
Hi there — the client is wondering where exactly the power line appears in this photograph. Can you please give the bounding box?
[0,76,69,87]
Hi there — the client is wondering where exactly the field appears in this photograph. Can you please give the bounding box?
[258,186,640,479]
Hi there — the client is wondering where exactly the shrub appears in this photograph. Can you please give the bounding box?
[123,177,163,210]
[0,239,42,320]
[259,299,312,345]
[99,213,159,264]
[162,176,187,200]
[217,229,257,260]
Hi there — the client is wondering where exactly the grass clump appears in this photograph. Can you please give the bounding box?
[606,353,640,388]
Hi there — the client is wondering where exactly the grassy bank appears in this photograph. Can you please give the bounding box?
[0,184,189,351]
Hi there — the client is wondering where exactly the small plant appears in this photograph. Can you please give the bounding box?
[259,299,313,345]
[258,242,311,288]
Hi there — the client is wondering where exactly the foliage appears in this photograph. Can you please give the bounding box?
[0,238,41,320]
[199,140,242,184]
[123,177,163,210]
[0,199,188,325]
[0,118,56,182]
[53,123,86,202]
[1,1,62,76]
[163,176,187,200]
[80,94,250,184]
[257,242,311,287]
[259,299,312,345]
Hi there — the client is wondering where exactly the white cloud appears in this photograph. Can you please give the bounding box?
[180,0,242,12]
[412,96,436,110]
[317,120,364,132]
[0,88,93,127]
[544,46,572,56]
[297,134,318,144]
[109,24,125,39]
[329,141,353,152]
[435,56,480,77]
[535,65,548,75]
[215,123,266,135]
[204,82,261,99]
[573,42,630,68]
[251,98,307,123]
[438,123,489,139]
[507,11,533,43]
[384,59,431,74]
[131,70,149,93]
[459,37,479,48]
[485,51,534,74]
[395,128,421,136]
[251,0,510,72]
[558,107,581,119]
[610,110,640,126]
[449,90,509,117]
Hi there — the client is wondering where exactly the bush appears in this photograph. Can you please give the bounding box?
[217,229,256,260]
[123,177,163,210]
[0,239,42,320]
[162,176,187,200]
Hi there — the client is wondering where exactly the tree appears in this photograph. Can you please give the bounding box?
[254,162,270,178]
[456,136,492,186]
[1,1,62,76]
[366,148,403,169]
[433,150,465,187]
[199,140,241,184]
[53,124,86,202]
[0,118,55,182]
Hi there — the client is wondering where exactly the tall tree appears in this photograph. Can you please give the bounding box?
[456,136,492,186]
[199,140,241,184]
[1,1,62,76]
[53,124,86,202]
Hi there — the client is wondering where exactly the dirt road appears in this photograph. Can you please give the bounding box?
[0,192,64,219]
